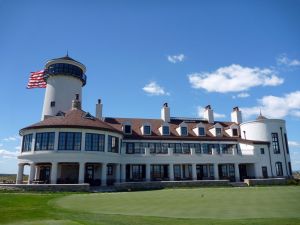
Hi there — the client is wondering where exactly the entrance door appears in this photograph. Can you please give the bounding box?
[239,164,247,181]
[39,166,50,183]
[262,167,268,178]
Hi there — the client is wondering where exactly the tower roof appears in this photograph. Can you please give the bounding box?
[20,109,122,134]
[256,111,268,120]
[51,55,81,64]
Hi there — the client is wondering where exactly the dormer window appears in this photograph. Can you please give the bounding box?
[180,126,188,136]
[143,125,151,135]
[124,124,132,134]
[162,125,170,135]
[198,127,205,136]
[232,128,238,136]
[216,128,222,136]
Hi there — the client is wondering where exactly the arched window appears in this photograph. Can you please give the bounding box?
[275,162,283,176]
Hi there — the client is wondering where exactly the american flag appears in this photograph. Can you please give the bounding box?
[27,70,46,89]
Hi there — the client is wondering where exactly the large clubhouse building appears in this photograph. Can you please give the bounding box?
[17,56,292,186]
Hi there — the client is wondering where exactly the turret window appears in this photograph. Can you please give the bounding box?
[272,133,280,154]
[58,132,81,151]
[275,162,283,176]
[35,132,55,151]
[108,135,119,153]
[85,133,105,151]
[22,134,33,152]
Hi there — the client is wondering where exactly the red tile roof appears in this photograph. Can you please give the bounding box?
[20,109,122,134]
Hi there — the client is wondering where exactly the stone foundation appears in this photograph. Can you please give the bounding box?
[0,184,90,192]
[114,180,230,191]
[244,178,287,186]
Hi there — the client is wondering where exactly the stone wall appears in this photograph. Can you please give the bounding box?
[244,178,287,186]
[0,184,90,192]
[114,180,230,191]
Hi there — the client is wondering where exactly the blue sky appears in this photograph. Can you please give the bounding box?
[0,0,300,173]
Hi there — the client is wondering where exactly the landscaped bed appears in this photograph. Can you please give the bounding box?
[1,186,300,225]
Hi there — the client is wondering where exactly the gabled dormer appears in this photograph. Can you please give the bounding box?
[209,123,223,137]
[176,122,188,136]
[141,122,152,135]
[159,122,170,136]
[193,122,206,136]
[225,124,239,137]
[122,121,132,135]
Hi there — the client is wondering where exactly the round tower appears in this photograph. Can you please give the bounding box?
[41,55,87,120]
[240,114,292,177]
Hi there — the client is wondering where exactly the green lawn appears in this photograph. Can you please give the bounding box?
[1,186,300,225]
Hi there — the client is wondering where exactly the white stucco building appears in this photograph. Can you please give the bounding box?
[17,56,292,186]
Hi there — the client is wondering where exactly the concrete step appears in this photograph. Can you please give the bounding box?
[231,182,248,187]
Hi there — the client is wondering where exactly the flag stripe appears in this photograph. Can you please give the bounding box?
[27,70,46,89]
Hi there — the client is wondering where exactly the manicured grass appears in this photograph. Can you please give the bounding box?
[0,187,300,225]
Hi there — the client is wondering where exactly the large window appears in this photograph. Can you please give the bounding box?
[272,133,280,154]
[35,132,55,151]
[220,144,235,154]
[108,135,119,153]
[198,127,205,136]
[22,134,33,152]
[162,126,170,135]
[85,133,105,151]
[275,162,283,176]
[58,132,81,151]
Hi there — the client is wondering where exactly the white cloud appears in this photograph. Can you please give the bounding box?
[167,54,185,63]
[241,91,300,119]
[197,106,226,119]
[0,149,18,159]
[142,82,169,96]
[0,143,3,147]
[2,135,20,142]
[277,54,300,67]
[233,92,250,99]
[188,64,284,93]
[289,141,300,148]
[15,146,21,150]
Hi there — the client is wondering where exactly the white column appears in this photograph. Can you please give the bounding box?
[214,163,219,180]
[35,166,40,180]
[169,163,174,181]
[51,162,58,184]
[54,132,59,151]
[192,164,197,180]
[78,162,85,183]
[28,163,36,184]
[104,135,108,153]
[235,163,240,182]
[146,164,151,181]
[168,148,173,156]
[81,132,86,152]
[121,164,126,182]
[101,163,107,186]
[16,163,24,184]
[115,164,120,183]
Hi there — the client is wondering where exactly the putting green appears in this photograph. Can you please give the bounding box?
[6,220,81,225]
[53,186,300,219]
